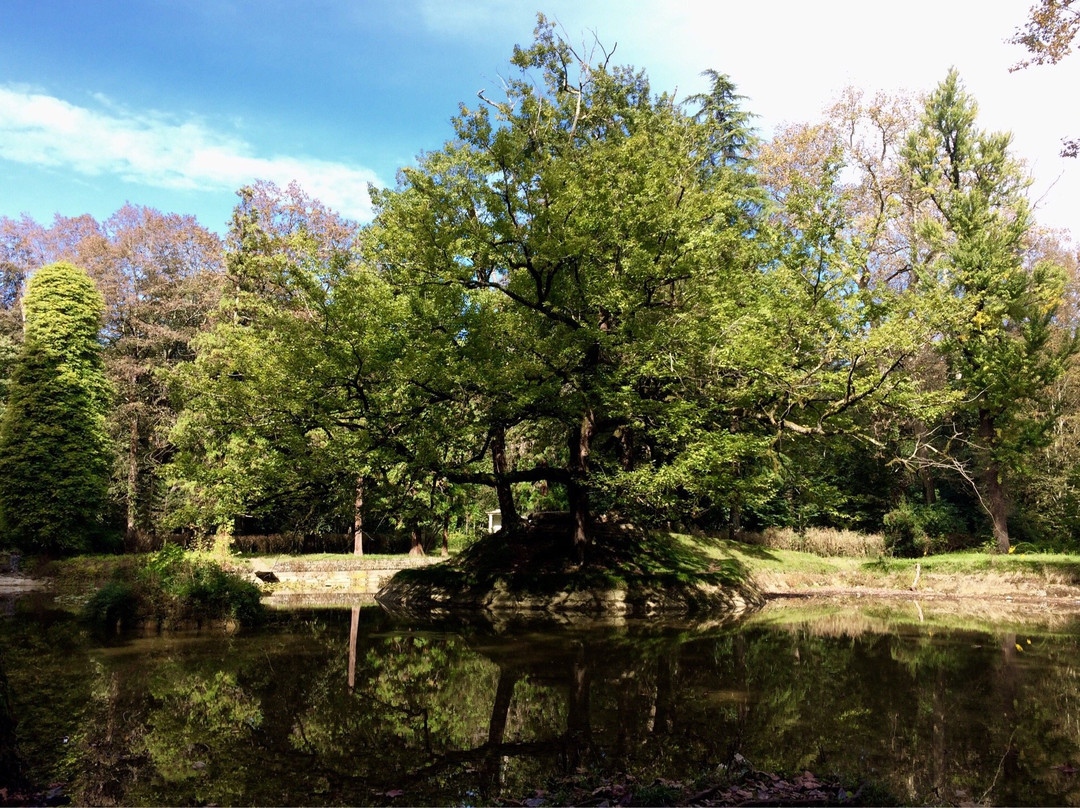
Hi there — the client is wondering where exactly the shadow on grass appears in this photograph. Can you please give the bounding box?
[682,531,783,562]
[392,521,758,598]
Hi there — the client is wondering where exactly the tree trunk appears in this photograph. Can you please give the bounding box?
[125,406,140,551]
[347,606,360,691]
[352,475,364,556]
[567,410,595,563]
[920,466,937,506]
[651,649,676,735]
[487,667,518,746]
[979,410,1010,553]
[482,667,520,790]
[564,643,592,770]
[491,425,520,531]
[618,426,634,472]
[915,433,936,504]
[409,522,425,556]
[984,465,1010,553]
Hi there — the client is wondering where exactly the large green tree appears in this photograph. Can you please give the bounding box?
[0,262,112,554]
[370,18,771,558]
[169,182,407,551]
[902,70,1075,552]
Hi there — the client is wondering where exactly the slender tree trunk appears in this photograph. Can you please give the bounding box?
[491,425,520,531]
[920,467,937,506]
[125,406,140,550]
[995,633,1021,789]
[979,410,1010,553]
[651,647,676,735]
[487,667,519,746]
[931,664,946,795]
[567,410,595,563]
[618,426,634,472]
[985,466,1010,553]
[347,606,360,691]
[728,501,742,541]
[914,421,937,505]
[352,475,364,556]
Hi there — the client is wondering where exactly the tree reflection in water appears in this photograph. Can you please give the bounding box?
[3,603,1080,805]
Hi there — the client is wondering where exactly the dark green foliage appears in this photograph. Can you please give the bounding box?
[0,262,111,554]
[882,500,926,558]
[82,580,140,633]
[137,544,264,626]
[883,498,968,557]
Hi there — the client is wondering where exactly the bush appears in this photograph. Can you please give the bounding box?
[82,545,264,630]
[82,581,140,633]
[883,500,926,558]
[917,499,966,545]
[883,499,965,558]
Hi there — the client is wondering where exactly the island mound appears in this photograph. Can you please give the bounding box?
[376,513,763,623]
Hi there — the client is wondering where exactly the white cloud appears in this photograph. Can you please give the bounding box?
[0,86,382,221]
[415,0,517,37]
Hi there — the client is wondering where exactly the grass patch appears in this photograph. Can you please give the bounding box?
[230,551,413,562]
[453,523,750,594]
[37,554,142,595]
[669,533,1080,597]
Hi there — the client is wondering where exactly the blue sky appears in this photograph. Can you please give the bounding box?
[2,1,1078,237]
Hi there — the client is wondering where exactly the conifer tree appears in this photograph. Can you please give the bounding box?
[0,262,112,554]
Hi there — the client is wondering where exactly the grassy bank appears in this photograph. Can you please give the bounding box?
[673,532,1080,599]
[23,531,1080,619]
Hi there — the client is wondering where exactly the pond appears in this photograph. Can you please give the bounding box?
[3,595,1080,806]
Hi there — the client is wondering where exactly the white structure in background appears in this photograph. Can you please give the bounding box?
[487,509,502,533]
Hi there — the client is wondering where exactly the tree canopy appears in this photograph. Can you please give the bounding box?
[1,21,1077,559]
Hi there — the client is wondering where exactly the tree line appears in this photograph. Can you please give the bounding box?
[1,20,1077,558]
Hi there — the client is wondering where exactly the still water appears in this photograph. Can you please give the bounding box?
[3,597,1080,806]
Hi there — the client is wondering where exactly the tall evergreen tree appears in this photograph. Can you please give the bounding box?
[0,262,112,554]
[902,70,1075,552]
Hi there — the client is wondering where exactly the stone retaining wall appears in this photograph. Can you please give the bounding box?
[246,555,443,595]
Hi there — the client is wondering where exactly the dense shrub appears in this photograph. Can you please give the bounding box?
[883,501,925,558]
[82,545,263,631]
[883,499,966,557]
